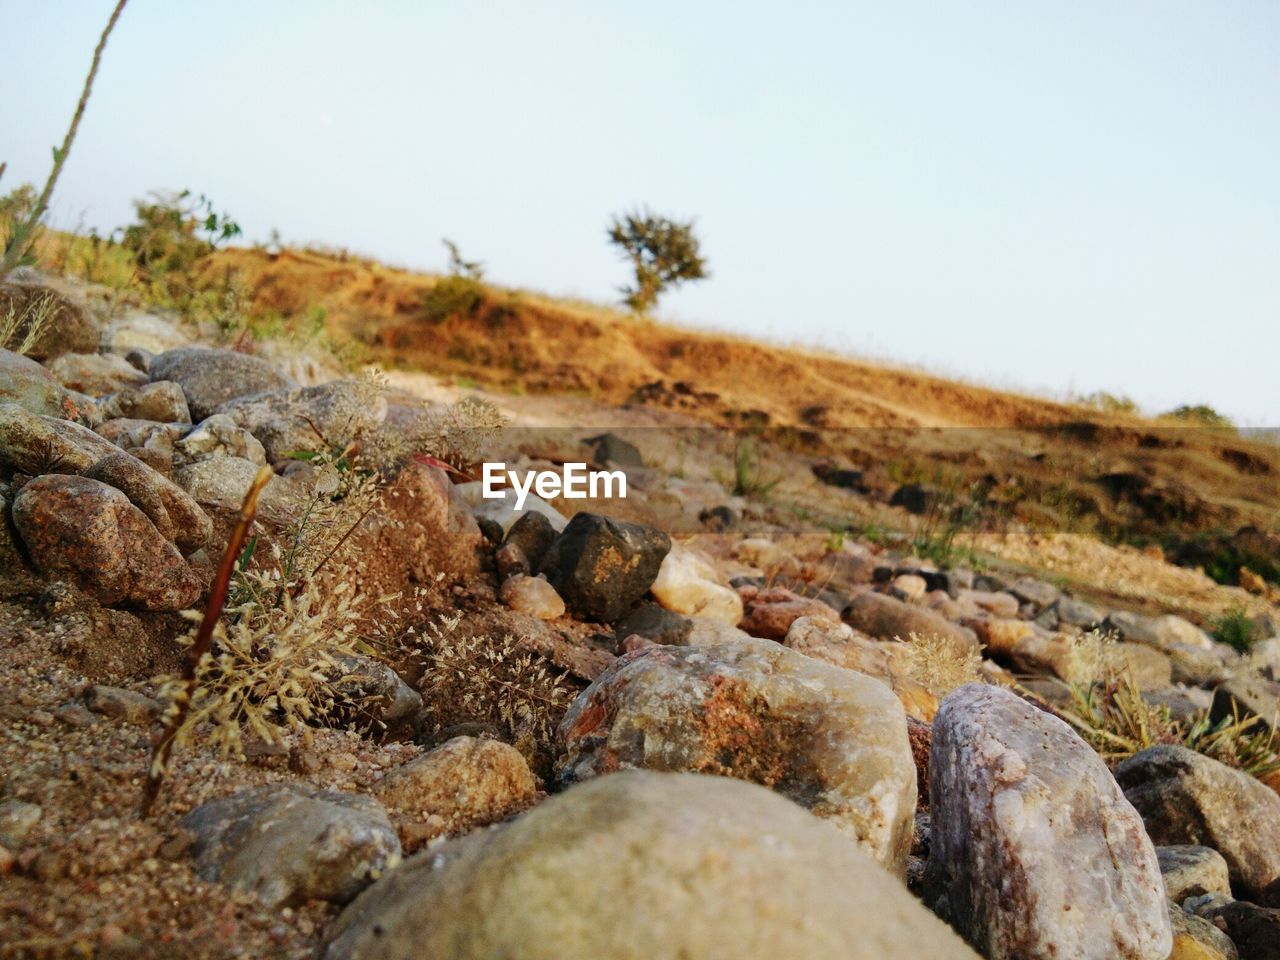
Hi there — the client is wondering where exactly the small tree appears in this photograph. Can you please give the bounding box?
[606,209,708,313]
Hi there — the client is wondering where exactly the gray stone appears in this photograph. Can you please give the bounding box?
[538,512,671,622]
[614,601,694,646]
[503,510,558,571]
[99,381,191,424]
[174,456,303,525]
[174,414,266,465]
[1157,845,1233,901]
[332,656,423,729]
[149,346,295,420]
[0,347,73,418]
[1115,744,1280,899]
[1053,596,1106,629]
[928,684,1172,960]
[842,591,979,654]
[1008,577,1061,610]
[320,771,979,960]
[215,378,387,461]
[0,401,117,474]
[83,684,162,725]
[1210,671,1280,735]
[557,638,917,871]
[181,784,400,908]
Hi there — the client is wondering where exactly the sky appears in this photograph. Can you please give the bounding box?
[1,1,1277,424]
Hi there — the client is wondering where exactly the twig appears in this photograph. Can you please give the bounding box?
[141,465,273,817]
[2,0,129,276]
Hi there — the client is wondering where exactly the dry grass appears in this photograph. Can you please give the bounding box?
[896,631,984,698]
[0,289,57,356]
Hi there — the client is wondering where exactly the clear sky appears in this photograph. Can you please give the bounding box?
[2,1,1276,423]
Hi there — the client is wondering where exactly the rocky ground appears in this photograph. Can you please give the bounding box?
[1,268,1279,959]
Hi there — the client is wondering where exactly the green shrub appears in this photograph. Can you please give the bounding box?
[1163,404,1235,430]
[1211,606,1258,653]
[606,208,708,313]
[421,274,484,324]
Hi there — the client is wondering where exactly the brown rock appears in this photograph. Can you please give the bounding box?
[372,736,539,852]
[83,451,211,553]
[843,591,979,654]
[12,474,201,610]
[0,282,99,360]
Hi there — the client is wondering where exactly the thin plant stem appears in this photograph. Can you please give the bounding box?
[2,0,129,276]
[141,465,273,817]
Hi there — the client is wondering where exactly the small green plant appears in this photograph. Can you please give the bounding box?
[1211,606,1259,653]
[1,0,129,277]
[606,208,708,313]
[1077,390,1138,414]
[119,190,241,274]
[911,473,987,567]
[724,436,782,498]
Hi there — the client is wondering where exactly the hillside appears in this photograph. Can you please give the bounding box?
[199,246,1279,563]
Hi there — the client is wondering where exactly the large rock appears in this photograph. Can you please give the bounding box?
[174,413,266,465]
[174,456,304,525]
[0,401,118,474]
[12,475,202,610]
[215,378,387,461]
[538,512,671,622]
[149,346,295,420]
[928,684,1172,959]
[371,736,539,852]
[843,591,978,653]
[320,771,980,960]
[181,785,400,908]
[1168,903,1238,960]
[1188,898,1280,960]
[0,282,99,360]
[98,380,191,423]
[557,638,917,871]
[649,544,743,625]
[1115,745,1280,899]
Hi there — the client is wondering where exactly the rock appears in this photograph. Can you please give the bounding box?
[1117,642,1175,690]
[739,587,841,640]
[585,432,643,467]
[0,800,41,847]
[103,309,191,355]
[0,401,118,474]
[149,346,295,420]
[182,785,399,908]
[928,684,1172,960]
[1116,745,1280,899]
[174,413,267,465]
[1145,686,1214,724]
[1168,904,1238,960]
[502,510,557,570]
[215,379,387,461]
[1210,671,1280,735]
[784,615,890,673]
[890,573,929,601]
[0,347,75,418]
[1009,577,1061,611]
[493,541,531,580]
[498,574,565,620]
[83,684,162,725]
[174,456,303,524]
[459,481,567,535]
[99,381,191,424]
[614,602,693,646]
[1189,899,1280,960]
[1054,595,1106,629]
[686,615,753,646]
[966,616,1035,656]
[320,771,979,960]
[1108,612,1214,652]
[957,588,1021,618]
[649,544,743,625]
[557,638,917,871]
[538,512,671,622]
[1157,845,1233,901]
[0,282,99,360]
[698,503,737,531]
[331,656,422,728]
[12,475,202,610]
[734,537,801,576]
[890,483,935,514]
[843,591,979,653]
[95,417,186,460]
[371,736,538,852]
[48,352,148,397]
[83,450,212,553]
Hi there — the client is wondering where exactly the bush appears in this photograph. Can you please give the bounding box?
[1163,404,1235,430]
[607,208,708,313]
[421,274,484,324]
[1211,606,1259,653]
